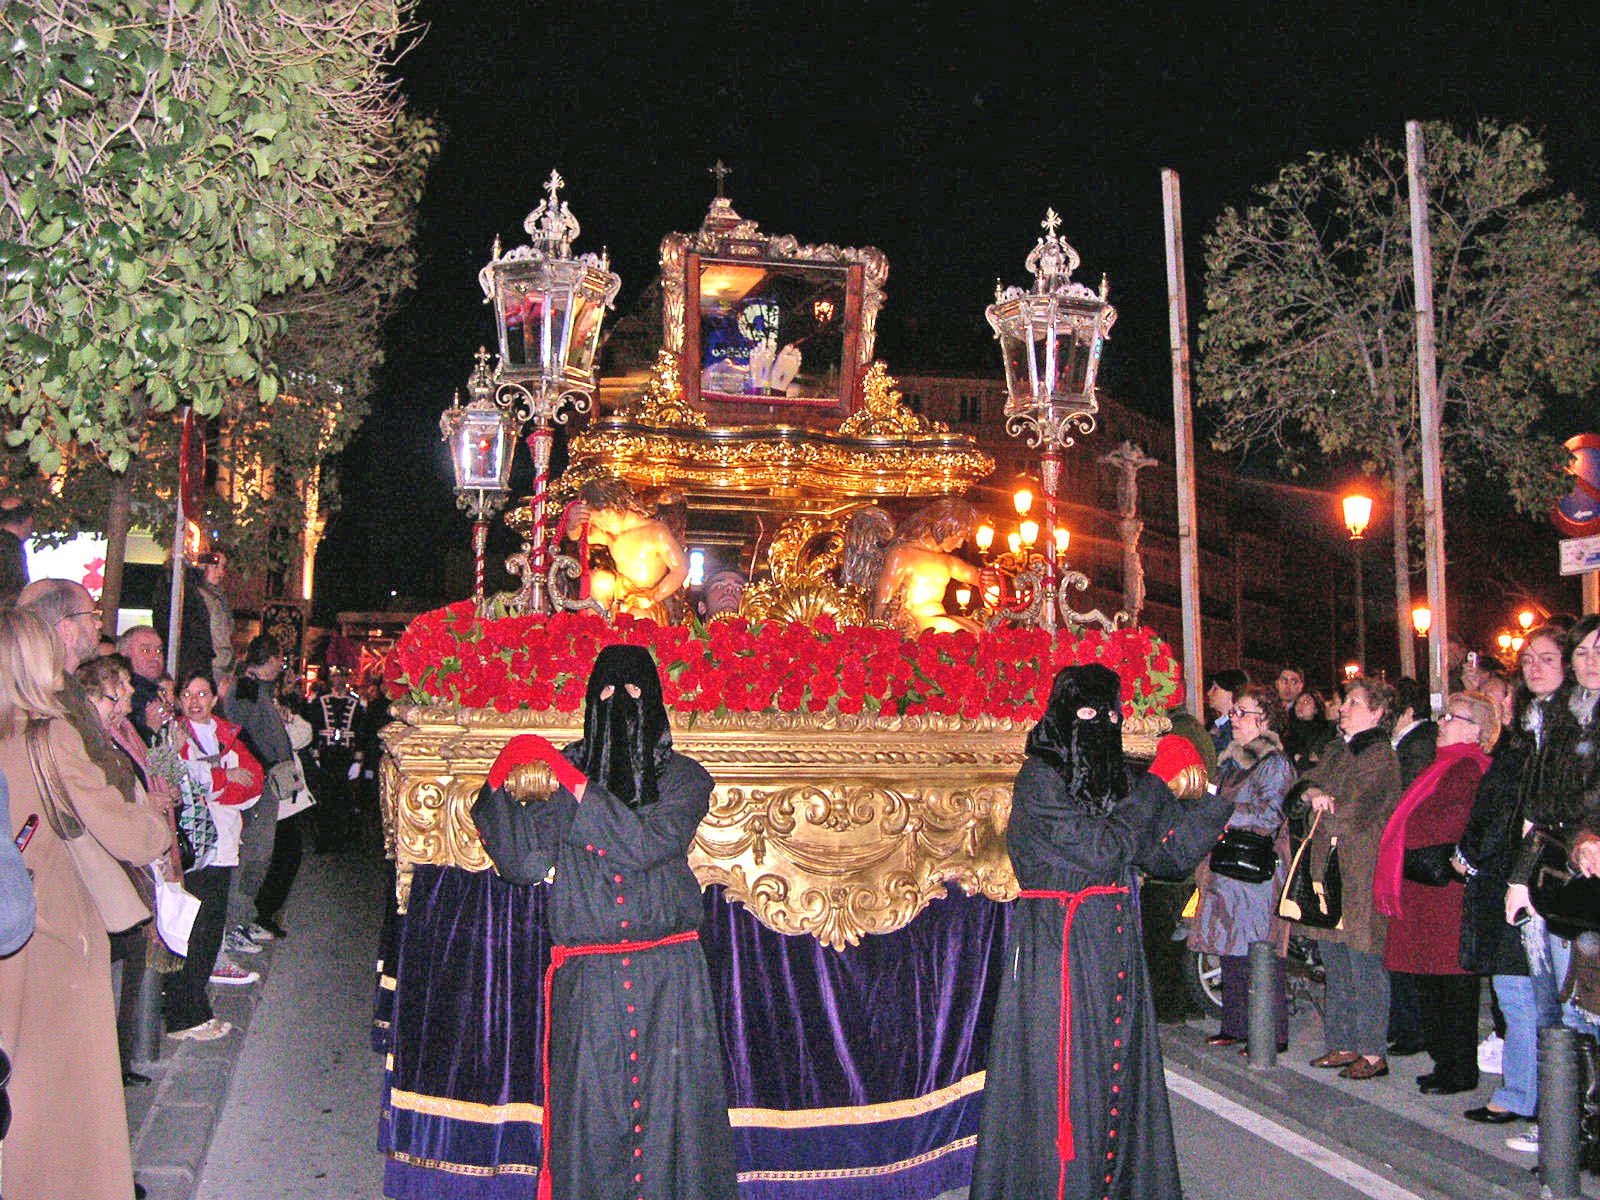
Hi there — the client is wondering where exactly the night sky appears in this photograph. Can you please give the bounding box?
[314,1,1599,617]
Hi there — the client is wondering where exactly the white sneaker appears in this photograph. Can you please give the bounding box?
[223,927,262,955]
[1505,1123,1539,1153]
[167,1017,233,1041]
[208,958,260,986]
[245,921,278,942]
[1477,1032,1504,1075]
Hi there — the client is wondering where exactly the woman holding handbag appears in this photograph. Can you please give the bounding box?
[1190,683,1295,1051]
[161,670,264,1041]
[1375,691,1498,1095]
[0,606,171,1200]
[1292,676,1403,1081]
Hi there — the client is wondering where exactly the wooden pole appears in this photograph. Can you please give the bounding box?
[1407,121,1448,712]
[1162,168,1204,718]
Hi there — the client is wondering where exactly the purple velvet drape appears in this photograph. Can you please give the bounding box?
[379,869,1010,1200]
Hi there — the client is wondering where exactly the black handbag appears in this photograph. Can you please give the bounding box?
[1277,811,1344,929]
[1402,843,1458,887]
[1528,830,1600,938]
[1209,828,1278,884]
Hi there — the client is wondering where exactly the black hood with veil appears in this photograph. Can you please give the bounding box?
[1024,663,1129,815]
[571,644,673,809]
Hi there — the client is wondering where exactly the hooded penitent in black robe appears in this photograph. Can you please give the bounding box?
[971,665,1233,1200]
[476,646,737,1200]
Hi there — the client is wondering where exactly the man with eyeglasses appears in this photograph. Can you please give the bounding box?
[17,580,137,801]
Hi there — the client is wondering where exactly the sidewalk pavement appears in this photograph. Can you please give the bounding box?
[1166,1012,1600,1199]
[125,852,389,1200]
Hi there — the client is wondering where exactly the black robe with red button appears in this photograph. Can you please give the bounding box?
[971,762,1234,1200]
[519,749,737,1200]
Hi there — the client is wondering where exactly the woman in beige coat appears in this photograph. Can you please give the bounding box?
[1294,676,1403,1081]
[0,607,171,1200]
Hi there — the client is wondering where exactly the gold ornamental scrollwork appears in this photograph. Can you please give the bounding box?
[380,704,1173,939]
[567,421,994,501]
[616,349,706,428]
[838,362,948,438]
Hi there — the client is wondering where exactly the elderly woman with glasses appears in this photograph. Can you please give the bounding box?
[1375,691,1499,1096]
[1190,683,1295,1051]
[1292,676,1404,1080]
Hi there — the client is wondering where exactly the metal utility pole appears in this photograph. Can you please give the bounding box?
[1407,121,1449,709]
[1162,169,1204,719]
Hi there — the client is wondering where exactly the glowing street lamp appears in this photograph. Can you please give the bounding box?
[1341,490,1373,669]
[1342,493,1373,540]
[1411,605,1432,638]
[1517,609,1536,631]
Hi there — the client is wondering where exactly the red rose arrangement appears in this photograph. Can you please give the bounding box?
[385,602,1185,720]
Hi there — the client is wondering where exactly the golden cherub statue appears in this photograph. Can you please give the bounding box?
[559,476,688,622]
[871,498,982,634]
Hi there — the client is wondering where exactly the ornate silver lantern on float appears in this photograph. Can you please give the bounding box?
[985,208,1118,632]
[440,348,519,607]
[477,169,621,612]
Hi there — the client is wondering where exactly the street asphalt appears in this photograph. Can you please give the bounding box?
[122,856,1596,1200]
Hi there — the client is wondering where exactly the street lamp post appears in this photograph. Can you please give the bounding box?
[478,170,621,613]
[1342,491,1373,670]
[986,209,1116,633]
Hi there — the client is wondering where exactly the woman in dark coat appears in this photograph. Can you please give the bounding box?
[1456,643,1564,1123]
[1190,683,1295,1049]
[1376,691,1496,1094]
[971,664,1232,1200]
[1293,676,1403,1080]
[1506,617,1600,1048]
[473,645,736,1200]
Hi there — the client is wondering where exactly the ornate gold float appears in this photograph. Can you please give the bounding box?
[381,703,1171,949]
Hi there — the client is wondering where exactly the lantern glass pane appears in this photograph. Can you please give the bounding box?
[565,290,605,378]
[454,411,511,490]
[495,270,542,374]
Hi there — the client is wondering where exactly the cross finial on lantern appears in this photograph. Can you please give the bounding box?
[709,159,732,199]
[468,346,496,407]
[522,168,580,257]
[1041,208,1062,238]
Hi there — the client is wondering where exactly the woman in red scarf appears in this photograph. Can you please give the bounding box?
[1375,690,1498,1095]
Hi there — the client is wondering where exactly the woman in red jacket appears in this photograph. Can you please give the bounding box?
[1375,690,1498,1095]
[163,670,264,1039]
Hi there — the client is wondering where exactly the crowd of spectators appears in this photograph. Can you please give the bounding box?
[1197,618,1600,1161]
[0,569,390,1199]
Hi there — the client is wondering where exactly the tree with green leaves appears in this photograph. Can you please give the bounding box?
[0,1,435,619]
[1198,120,1600,668]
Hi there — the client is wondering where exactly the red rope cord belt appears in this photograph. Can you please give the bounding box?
[537,929,700,1200]
[1016,885,1131,1200]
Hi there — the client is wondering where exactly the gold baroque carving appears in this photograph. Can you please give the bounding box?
[616,349,706,428]
[381,704,1172,941]
[566,423,993,501]
[838,362,948,437]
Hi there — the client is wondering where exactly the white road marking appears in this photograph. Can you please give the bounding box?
[1166,1069,1431,1200]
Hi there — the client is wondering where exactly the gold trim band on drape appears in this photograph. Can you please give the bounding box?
[386,1069,984,1132]
[387,1086,544,1125]
[735,1135,976,1182]
[728,1070,985,1128]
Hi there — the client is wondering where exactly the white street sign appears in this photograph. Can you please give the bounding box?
[1559,534,1600,576]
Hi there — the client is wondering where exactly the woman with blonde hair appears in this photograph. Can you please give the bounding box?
[0,606,171,1200]
[1375,691,1498,1095]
